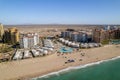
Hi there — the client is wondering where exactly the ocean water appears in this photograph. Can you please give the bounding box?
[32,57,120,80]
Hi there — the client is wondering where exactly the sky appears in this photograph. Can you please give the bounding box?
[0,0,120,25]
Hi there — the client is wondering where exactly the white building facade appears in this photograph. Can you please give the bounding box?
[61,31,89,42]
[20,33,39,49]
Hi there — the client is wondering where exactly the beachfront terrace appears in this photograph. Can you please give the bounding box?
[58,38,101,49]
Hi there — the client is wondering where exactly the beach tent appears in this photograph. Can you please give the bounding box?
[64,40,69,45]
[74,43,80,48]
[68,42,72,46]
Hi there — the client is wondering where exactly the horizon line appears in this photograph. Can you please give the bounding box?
[3,23,120,26]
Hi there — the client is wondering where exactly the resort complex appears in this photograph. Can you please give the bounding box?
[0,24,120,62]
[0,0,120,80]
[0,23,120,63]
[0,23,120,80]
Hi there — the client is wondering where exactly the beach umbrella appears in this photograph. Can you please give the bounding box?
[84,43,89,48]
[38,49,44,52]
[71,42,75,47]
[43,50,48,54]
[61,39,65,43]
[88,43,92,48]
[59,38,62,41]
[68,42,72,46]
[65,40,69,45]
[94,43,98,47]
[74,44,80,48]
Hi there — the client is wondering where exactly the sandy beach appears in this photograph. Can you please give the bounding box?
[0,44,120,80]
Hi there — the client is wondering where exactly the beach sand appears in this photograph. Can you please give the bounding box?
[0,44,120,80]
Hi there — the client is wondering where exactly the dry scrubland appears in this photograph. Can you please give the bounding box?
[4,25,96,36]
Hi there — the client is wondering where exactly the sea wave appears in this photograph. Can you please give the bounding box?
[32,56,120,80]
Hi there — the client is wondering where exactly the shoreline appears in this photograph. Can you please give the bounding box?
[0,44,120,80]
[32,56,120,80]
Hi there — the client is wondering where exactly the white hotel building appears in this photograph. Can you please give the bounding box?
[20,33,39,49]
[61,31,88,42]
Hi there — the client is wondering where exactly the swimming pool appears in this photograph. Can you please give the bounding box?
[59,47,73,53]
